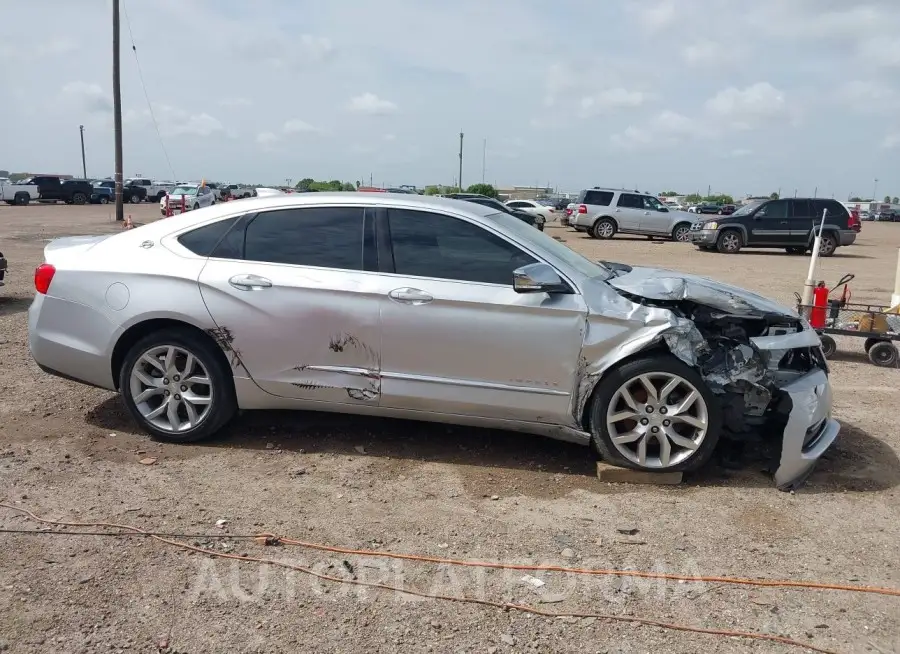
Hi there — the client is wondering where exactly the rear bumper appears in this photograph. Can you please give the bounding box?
[28,293,117,390]
[838,230,857,246]
[774,368,839,490]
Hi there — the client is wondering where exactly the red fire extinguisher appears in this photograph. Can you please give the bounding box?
[810,282,829,329]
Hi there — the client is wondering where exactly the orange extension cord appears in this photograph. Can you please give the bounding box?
[6,503,895,654]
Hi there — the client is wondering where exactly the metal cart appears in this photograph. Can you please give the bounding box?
[796,276,900,367]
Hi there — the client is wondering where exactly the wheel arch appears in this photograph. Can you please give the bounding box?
[718,224,748,241]
[111,317,235,391]
[592,215,618,231]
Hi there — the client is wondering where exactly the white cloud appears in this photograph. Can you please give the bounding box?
[837,80,900,112]
[633,0,676,32]
[578,88,647,117]
[610,126,654,150]
[383,133,396,141]
[347,92,398,115]
[882,131,900,149]
[283,119,319,134]
[704,82,787,129]
[729,148,753,158]
[235,32,334,70]
[857,37,900,68]
[60,81,112,114]
[125,104,225,137]
[682,41,745,67]
[256,132,279,149]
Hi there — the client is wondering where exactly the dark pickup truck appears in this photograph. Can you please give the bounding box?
[92,179,147,204]
[19,176,94,205]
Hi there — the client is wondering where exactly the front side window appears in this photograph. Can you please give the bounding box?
[758,200,789,220]
[617,193,643,209]
[388,209,537,285]
[642,195,665,211]
[244,206,364,270]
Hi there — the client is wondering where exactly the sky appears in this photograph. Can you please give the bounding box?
[2,0,900,199]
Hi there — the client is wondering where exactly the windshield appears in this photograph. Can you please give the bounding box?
[171,186,198,196]
[731,201,763,217]
[487,212,610,280]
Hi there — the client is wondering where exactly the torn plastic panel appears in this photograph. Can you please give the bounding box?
[575,265,836,490]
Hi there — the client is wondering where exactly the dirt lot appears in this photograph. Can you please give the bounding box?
[1,203,898,654]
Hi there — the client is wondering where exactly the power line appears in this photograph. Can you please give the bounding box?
[122,1,176,181]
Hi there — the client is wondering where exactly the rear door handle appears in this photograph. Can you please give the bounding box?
[229,274,272,291]
[388,287,433,305]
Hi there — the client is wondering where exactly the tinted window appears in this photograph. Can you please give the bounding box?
[244,207,364,270]
[507,201,528,208]
[178,217,240,256]
[617,193,643,209]
[813,199,847,223]
[791,200,811,218]
[758,200,788,219]
[388,209,537,285]
[582,190,613,206]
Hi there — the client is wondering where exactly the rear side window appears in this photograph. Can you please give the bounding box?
[813,199,848,223]
[178,217,240,256]
[244,206,364,270]
[582,190,613,206]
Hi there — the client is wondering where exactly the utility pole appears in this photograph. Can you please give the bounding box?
[458,132,464,192]
[112,0,124,221]
[481,138,486,184]
[706,184,711,199]
[813,186,817,198]
[873,178,879,201]
[79,125,87,179]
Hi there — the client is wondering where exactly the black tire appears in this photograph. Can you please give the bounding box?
[72,192,86,205]
[864,337,886,353]
[716,229,742,254]
[591,218,617,239]
[671,222,691,242]
[868,341,898,367]
[99,196,109,205]
[154,192,166,203]
[588,355,722,473]
[785,247,806,255]
[130,193,141,204]
[193,203,200,211]
[119,327,237,443]
[819,334,836,358]
[818,233,837,257]
[696,245,713,251]
[14,193,30,206]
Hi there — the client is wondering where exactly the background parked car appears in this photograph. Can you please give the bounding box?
[0,178,39,205]
[160,184,216,214]
[444,193,544,230]
[505,199,557,223]
[93,179,147,204]
[689,203,722,215]
[18,176,92,205]
[126,178,175,203]
[223,183,256,199]
[90,181,113,205]
[570,187,696,241]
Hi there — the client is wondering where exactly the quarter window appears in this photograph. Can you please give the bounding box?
[243,207,365,270]
[388,209,537,285]
[582,190,613,206]
[178,217,240,256]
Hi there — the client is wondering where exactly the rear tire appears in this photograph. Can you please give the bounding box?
[818,233,837,257]
[589,355,722,473]
[819,335,836,358]
[119,328,237,443]
[868,341,898,367]
[130,193,141,204]
[15,193,30,206]
[591,218,617,239]
[716,229,742,254]
[99,197,109,205]
[72,192,86,205]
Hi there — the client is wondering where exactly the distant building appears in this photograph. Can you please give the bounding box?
[496,185,553,201]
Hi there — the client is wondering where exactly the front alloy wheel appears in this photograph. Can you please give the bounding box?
[590,356,721,472]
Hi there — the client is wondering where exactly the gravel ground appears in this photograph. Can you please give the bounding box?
[1,204,898,654]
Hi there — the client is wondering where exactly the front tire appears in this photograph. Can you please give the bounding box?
[589,355,722,473]
[591,218,617,239]
[716,229,742,254]
[868,341,898,367]
[119,328,236,443]
[671,223,691,242]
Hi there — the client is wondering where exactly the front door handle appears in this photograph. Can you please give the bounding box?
[388,287,433,305]
[614,208,622,212]
[229,274,272,291]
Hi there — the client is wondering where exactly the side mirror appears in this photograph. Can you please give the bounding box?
[513,263,570,294]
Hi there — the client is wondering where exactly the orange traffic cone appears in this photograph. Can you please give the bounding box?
[123,215,134,230]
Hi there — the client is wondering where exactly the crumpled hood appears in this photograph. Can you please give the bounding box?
[606,265,798,318]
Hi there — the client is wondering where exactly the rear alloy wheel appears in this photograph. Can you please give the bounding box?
[819,334,836,358]
[716,229,742,254]
[590,356,721,472]
[72,192,87,205]
[120,329,236,442]
[818,234,837,257]
[671,223,691,242]
[130,193,141,204]
[868,341,898,367]
[591,218,617,239]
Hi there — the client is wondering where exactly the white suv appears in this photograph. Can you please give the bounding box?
[571,188,696,242]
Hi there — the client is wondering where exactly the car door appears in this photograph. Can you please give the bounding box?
[376,207,586,424]
[196,205,383,404]
[748,199,791,245]
[614,193,643,231]
[637,195,671,234]
[789,199,814,244]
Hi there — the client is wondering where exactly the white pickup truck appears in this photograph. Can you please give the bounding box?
[0,178,39,205]
[223,183,257,199]
[125,178,175,203]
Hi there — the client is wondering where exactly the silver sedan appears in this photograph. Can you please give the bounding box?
[28,193,838,489]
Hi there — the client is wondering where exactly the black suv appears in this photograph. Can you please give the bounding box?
[689,198,859,256]
[20,176,96,205]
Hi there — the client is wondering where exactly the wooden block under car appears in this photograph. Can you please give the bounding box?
[596,461,683,485]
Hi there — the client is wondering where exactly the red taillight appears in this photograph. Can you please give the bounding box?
[566,208,572,215]
[34,263,56,295]
[848,210,861,232]
[577,204,587,214]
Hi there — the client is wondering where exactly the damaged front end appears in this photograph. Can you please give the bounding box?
[594,265,839,491]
